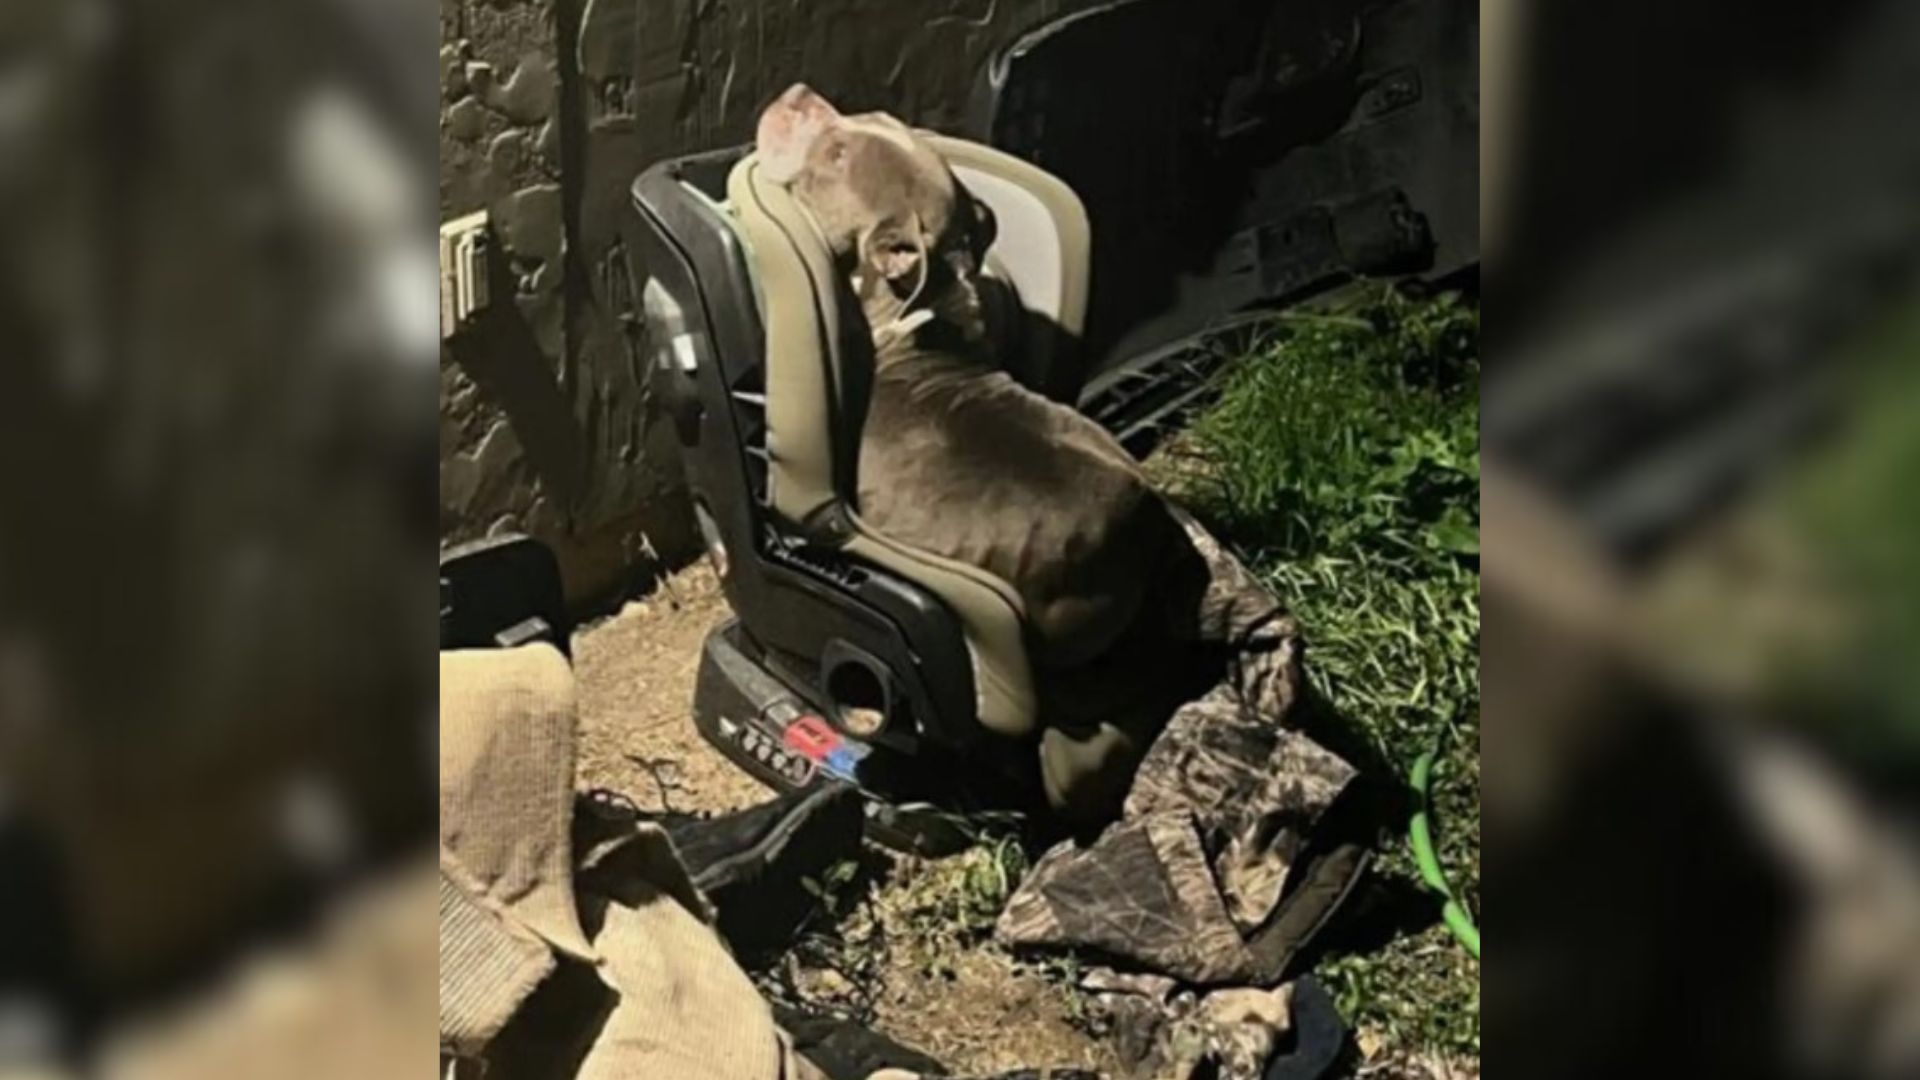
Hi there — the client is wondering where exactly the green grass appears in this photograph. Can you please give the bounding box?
[766,837,1038,1022]
[1782,306,1920,765]
[1171,285,1481,1058]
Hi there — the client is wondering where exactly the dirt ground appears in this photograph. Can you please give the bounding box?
[572,561,769,815]
[571,561,1120,1076]
[570,563,1483,1080]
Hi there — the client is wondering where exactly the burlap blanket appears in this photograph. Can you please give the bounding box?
[439,644,803,1080]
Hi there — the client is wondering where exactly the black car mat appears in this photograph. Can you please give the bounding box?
[438,533,570,654]
[774,1005,950,1079]
[1265,975,1347,1080]
[577,781,868,962]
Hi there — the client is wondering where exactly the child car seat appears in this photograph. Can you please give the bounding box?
[624,138,1089,801]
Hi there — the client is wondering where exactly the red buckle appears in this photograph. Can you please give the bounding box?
[783,715,841,761]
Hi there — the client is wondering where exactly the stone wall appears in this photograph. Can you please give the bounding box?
[438,0,1106,604]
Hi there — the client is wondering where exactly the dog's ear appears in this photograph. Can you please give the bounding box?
[858,219,926,291]
[968,195,998,260]
[757,83,842,184]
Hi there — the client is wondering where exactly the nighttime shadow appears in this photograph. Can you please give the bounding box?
[1292,687,1414,820]
[578,782,876,967]
[1296,871,1444,969]
[445,242,588,511]
[483,958,615,1080]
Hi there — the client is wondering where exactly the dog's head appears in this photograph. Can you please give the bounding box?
[756,84,995,325]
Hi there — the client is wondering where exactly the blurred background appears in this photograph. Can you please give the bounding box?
[1483,0,1920,1077]
[0,0,1914,1077]
[0,0,438,1076]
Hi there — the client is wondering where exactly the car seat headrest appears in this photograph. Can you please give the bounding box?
[725,138,1091,529]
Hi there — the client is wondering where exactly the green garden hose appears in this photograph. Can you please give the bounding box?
[1410,736,1480,959]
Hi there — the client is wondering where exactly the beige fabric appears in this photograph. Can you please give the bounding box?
[478,832,818,1080]
[82,644,812,1080]
[727,156,1040,739]
[438,645,597,963]
[568,878,786,1080]
[97,862,438,1080]
[438,861,554,1058]
[840,528,1037,737]
[438,646,798,1080]
[728,157,845,529]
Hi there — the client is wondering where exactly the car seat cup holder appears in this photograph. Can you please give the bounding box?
[820,640,900,743]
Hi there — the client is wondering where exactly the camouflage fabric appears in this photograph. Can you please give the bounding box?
[1163,499,1295,633]
[1125,684,1356,936]
[1162,985,1297,1080]
[1031,503,1308,825]
[998,692,1359,985]
[999,811,1254,983]
[997,510,1367,1079]
[1065,972,1297,1080]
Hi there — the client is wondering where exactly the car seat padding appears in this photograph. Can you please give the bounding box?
[727,154,1059,739]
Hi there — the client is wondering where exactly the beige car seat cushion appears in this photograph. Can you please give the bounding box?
[729,158,845,529]
[727,154,1043,739]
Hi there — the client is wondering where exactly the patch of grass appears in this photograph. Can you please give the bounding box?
[768,854,891,1022]
[1184,290,1479,564]
[1781,307,1920,765]
[1171,284,1481,1059]
[887,835,1029,967]
[764,835,1037,1019]
[1268,550,1480,1057]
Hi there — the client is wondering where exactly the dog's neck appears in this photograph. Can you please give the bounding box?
[857,272,992,367]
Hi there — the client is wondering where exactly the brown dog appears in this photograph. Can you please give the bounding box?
[755,86,1218,822]
[755,84,1180,676]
